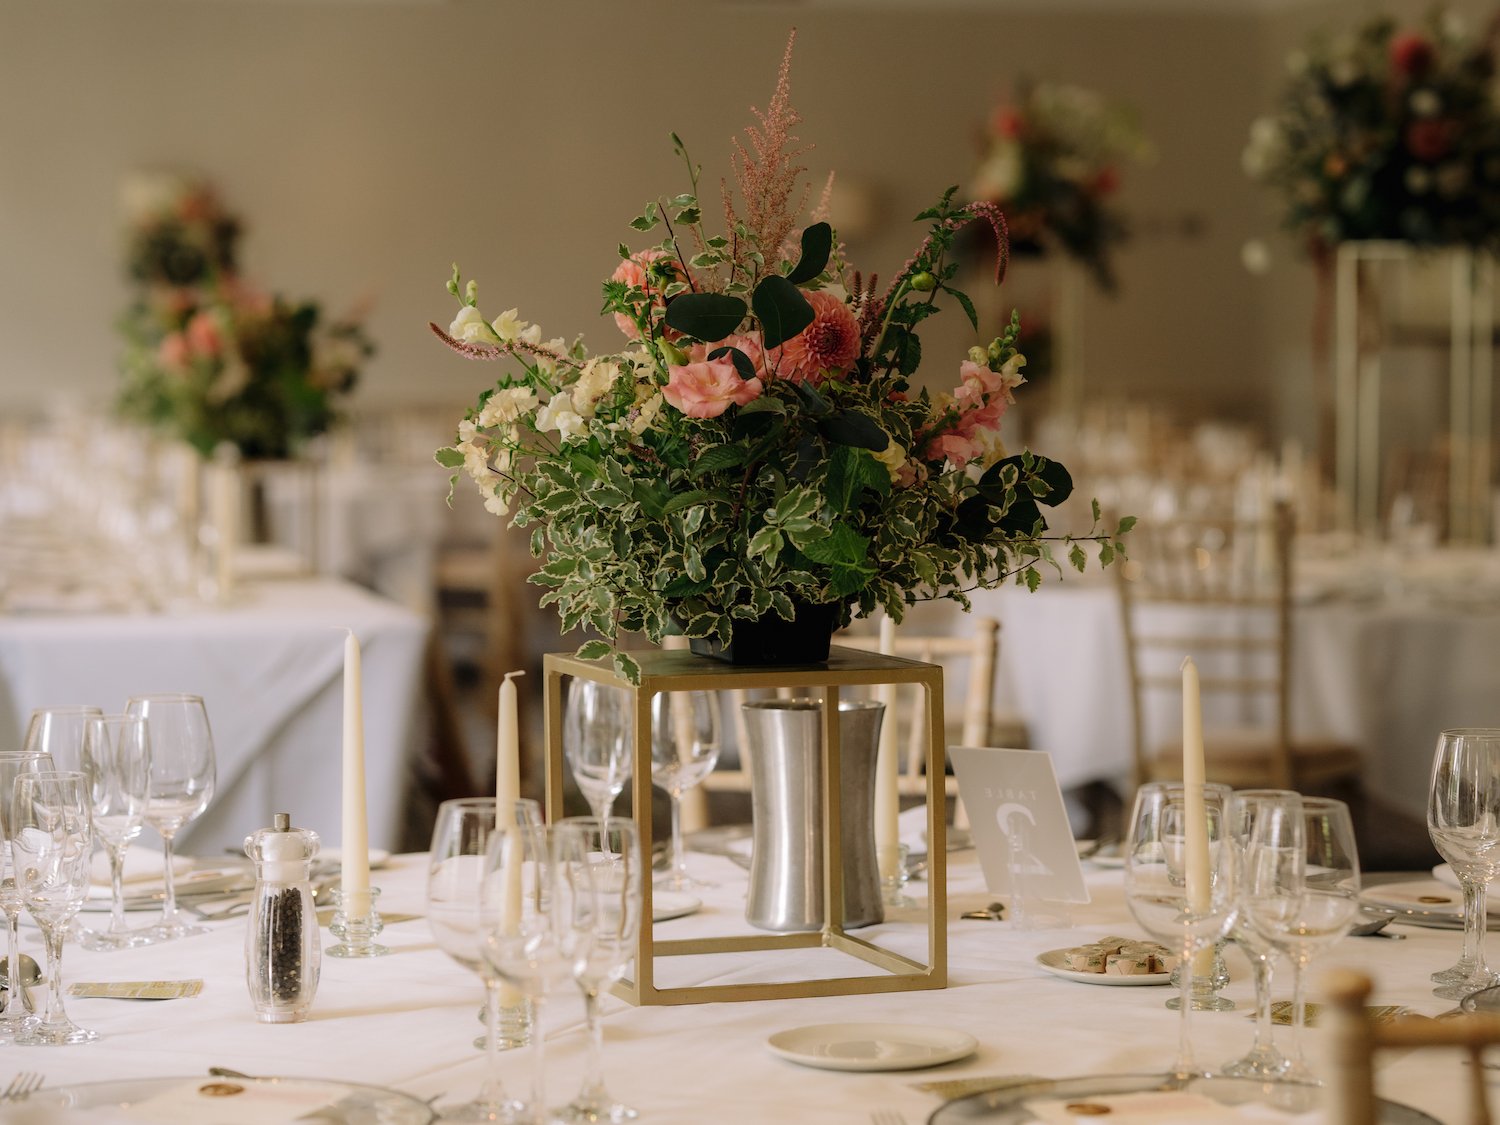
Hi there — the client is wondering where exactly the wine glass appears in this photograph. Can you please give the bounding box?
[23,706,102,773]
[564,680,632,837]
[79,715,154,951]
[1242,796,1361,1082]
[427,796,540,1122]
[125,694,216,941]
[649,691,719,890]
[483,821,581,1125]
[11,770,97,1045]
[1220,788,1300,1079]
[555,816,643,1124]
[0,750,52,1041]
[1428,728,1500,999]
[1123,781,1238,1079]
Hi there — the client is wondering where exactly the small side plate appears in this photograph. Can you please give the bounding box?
[651,890,701,922]
[1035,948,1170,987]
[768,1022,977,1072]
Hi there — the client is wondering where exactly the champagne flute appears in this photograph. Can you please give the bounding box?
[649,691,719,891]
[125,694,216,941]
[556,816,643,1124]
[0,750,52,1041]
[1242,796,1360,1082]
[1220,788,1299,1079]
[427,796,540,1122]
[23,706,102,773]
[564,680,631,838]
[483,821,581,1125]
[79,716,154,951]
[11,770,97,1045]
[1428,728,1500,998]
[1123,781,1237,1079]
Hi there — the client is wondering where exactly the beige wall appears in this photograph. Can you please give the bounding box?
[2,0,1286,434]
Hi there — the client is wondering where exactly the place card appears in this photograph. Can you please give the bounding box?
[950,747,1090,904]
[70,980,204,1000]
[1266,1000,1407,1027]
[912,1074,1045,1099]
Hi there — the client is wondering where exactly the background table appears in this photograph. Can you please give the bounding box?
[13,839,1481,1124]
[0,577,427,854]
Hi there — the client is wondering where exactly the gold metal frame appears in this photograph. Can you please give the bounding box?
[543,645,948,1006]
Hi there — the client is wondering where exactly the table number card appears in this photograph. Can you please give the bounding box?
[949,747,1090,905]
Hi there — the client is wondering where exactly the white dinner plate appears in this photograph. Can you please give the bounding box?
[1361,880,1499,918]
[652,890,701,922]
[1035,948,1171,987]
[22,1074,434,1124]
[81,865,250,912]
[767,1022,977,1072]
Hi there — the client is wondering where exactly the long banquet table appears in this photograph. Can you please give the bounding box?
[0,577,428,855]
[8,844,1482,1124]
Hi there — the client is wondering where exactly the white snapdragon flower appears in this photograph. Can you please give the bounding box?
[871,437,908,483]
[451,305,499,345]
[537,395,588,440]
[627,393,664,436]
[997,352,1027,400]
[572,359,621,418]
[490,308,531,342]
[477,386,539,427]
[970,428,1008,469]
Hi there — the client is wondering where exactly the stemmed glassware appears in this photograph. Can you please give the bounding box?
[23,706,102,773]
[565,681,632,837]
[1427,728,1500,1000]
[1220,789,1299,1079]
[10,770,97,1045]
[649,691,719,891]
[79,715,154,951]
[427,796,540,1123]
[124,694,216,940]
[556,816,643,1124]
[1242,795,1361,1082]
[0,750,53,1042]
[1122,781,1238,1079]
[483,820,584,1125]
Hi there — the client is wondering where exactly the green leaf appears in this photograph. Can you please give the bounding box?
[663,489,716,515]
[1069,544,1087,572]
[664,292,747,342]
[708,345,759,382]
[1091,498,1102,524]
[946,285,979,331]
[675,207,702,225]
[752,275,815,349]
[691,444,750,476]
[612,651,642,685]
[576,640,613,661]
[629,203,660,232]
[1029,456,1074,507]
[819,410,888,451]
[748,525,783,560]
[1099,541,1115,567]
[898,329,922,377]
[736,395,786,416]
[529,527,545,556]
[801,522,869,567]
[1116,515,1138,536]
[788,379,831,418]
[434,446,465,469]
[785,222,833,285]
[1024,567,1041,592]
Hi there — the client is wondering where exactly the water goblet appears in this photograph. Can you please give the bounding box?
[125,693,216,940]
[1427,728,1500,998]
[649,691,719,891]
[23,706,102,774]
[555,816,643,1124]
[1242,795,1361,1082]
[1220,788,1300,1079]
[12,770,97,1044]
[79,715,154,951]
[483,821,581,1125]
[564,680,631,837]
[0,750,52,1042]
[1123,781,1238,1079]
[427,796,540,1122]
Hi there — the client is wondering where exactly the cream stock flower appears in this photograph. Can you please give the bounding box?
[477,386,539,427]
[537,395,588,439]
[571,359,621,418]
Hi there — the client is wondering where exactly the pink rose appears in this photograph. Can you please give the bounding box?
[157,332,190,369]
[767,289,860,383]
[662,360,763,419]
[185,310,222,357]
[689,332,767,377]
[610,249,689,340]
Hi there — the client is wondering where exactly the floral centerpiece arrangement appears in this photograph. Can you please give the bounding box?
[1244,10,1500,254]
[117,179,371,460]
[434,36,1130,682]
[970,81,1150,292]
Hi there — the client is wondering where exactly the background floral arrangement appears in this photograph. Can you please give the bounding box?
[970,80,1151,292]
[435,36,1129,682]
[1244,9,1500,253]
[117,178,371,460]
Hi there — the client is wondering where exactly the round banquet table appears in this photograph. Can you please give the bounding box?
[4,841,1481,1124]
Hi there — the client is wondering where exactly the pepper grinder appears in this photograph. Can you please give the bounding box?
[244,813,321,1023]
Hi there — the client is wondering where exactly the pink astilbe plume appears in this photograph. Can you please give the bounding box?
[723,30,811,277]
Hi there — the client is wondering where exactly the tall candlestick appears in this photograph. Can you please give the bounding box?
[496,670,525,1010]
[341,629,371,914]
[1181,656,1212,974]
[874,615,901,882]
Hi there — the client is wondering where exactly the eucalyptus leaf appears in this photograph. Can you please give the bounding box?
[785,222,833,285]
[664,292,747,342]
[752,275,815,349]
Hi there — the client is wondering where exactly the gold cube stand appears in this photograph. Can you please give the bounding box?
[543,644,947,1006]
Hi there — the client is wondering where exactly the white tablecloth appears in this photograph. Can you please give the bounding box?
[959,552,1500,819]
[4,845,1480,1124]
[0,578,427,854]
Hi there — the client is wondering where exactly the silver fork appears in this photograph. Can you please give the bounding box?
[1,1072,43,1101]
[870,1112,908,1125]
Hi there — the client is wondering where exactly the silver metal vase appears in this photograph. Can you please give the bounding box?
[741,698,885,932]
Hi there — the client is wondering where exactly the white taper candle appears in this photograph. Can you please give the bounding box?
[341,628,371,913]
